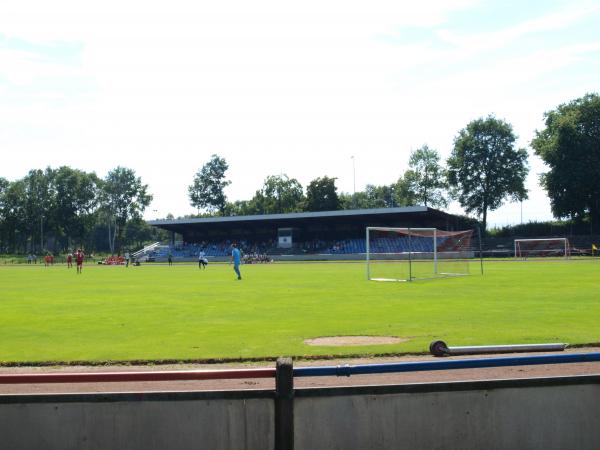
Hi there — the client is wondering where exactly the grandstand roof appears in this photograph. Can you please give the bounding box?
[147,206,471,239]
[149,206,433,227]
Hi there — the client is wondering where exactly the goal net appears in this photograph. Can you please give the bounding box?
[514,238,570,259]
[366,227,476,282]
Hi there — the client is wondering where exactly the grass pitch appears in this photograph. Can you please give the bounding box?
[0,260,599,363]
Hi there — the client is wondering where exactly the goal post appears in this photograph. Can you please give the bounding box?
[366,227,476,282]
[514,238,570,259]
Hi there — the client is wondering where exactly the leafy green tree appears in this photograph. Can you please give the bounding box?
[364,184,396,208]
[100,167,152,253]
[251,175,304,214]
[404,145,448,208]
[225,199,256,216]
[0,178,8,198]
[447,115,528,231]
[22,169,56,252]
[340,181,417,210]
[0,180,28,252]
[188,154,231,215]
[52,167,100,249]
[123,218,158,249]
[532,93,600,227]
[339,191,372,209]
[393,174,418,207]
[0,177,10,251]
[305,176,341,211]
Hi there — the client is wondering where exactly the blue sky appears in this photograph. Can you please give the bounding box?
[1,0,599,226]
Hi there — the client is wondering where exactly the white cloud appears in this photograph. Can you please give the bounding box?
[436,1,600,54]
[0,0,598,225]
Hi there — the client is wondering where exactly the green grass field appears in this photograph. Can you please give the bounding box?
[0,260,598,364]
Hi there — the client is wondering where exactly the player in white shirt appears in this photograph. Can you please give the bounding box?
[198,251,207,269]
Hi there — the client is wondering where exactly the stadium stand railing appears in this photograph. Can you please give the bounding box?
[148,236,450,260]
[132,242,161,260]
[142,234,599,260]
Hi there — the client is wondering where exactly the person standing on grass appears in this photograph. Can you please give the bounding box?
[125,251,130,267]
[198,250,207,269]
[75,249,84,274]
[231,242,242,280]
[168,252,173,266]
[67,252,73,268]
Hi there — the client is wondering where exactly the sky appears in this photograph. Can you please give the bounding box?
[1,0,599,227]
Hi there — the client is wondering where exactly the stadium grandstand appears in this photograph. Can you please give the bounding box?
[146,206,476,261]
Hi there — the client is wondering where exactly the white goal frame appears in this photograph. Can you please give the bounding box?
[514,238,570,259]
[366,227,439,282]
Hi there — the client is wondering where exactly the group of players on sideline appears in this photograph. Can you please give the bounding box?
[26,250,86,273]
[21,243,263,280]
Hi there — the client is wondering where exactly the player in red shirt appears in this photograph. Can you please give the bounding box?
[67,253,73,268]
[75,249,85,274]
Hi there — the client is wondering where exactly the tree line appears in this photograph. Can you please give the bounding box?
[190,116,529,231]
[1,93,598,254]
[189,93,600,233]
[0,166,162,254]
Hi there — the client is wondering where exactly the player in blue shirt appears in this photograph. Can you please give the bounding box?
[231,243,242,280]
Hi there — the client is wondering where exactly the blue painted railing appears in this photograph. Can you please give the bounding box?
[293,352,600,377]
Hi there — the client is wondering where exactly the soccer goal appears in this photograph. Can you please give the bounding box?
[366,227,477,282]
[514,238,570,259]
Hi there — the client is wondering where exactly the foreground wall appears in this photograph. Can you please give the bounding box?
[295,376,600,450]
[1,375,598,450]
[0,391,275,450]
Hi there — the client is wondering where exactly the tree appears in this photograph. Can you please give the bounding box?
[305,176,340,211]
[365,184,396,208]
[393,174,418,207]
[100,167,152,253]
[254,175,304,214]
[339,191,371,209]
[532,93,600,227]
[52,167,100,249]
[404,145,448,208]
[123,218,157,249]
[447,116,528,231]
[22,169,56,252]
[188,155,231,215]
[225,199,257,216]
[0,177,10,251]
[0,180,28,252]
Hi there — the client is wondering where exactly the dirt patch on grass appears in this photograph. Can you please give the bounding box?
[305,336,408,346]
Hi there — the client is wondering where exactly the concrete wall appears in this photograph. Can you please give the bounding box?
[0,391,274,450]
[294,376,600,450]
[1,376,598,450]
